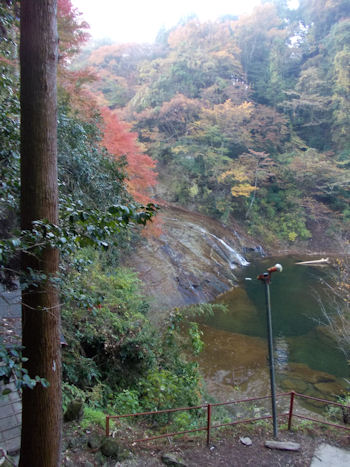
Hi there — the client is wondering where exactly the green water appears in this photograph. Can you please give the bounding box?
[200,256,349,400]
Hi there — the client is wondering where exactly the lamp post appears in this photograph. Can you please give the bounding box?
[257,264,283,439]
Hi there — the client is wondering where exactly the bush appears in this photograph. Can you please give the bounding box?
[113,389,141,415]
[81,407,106,429]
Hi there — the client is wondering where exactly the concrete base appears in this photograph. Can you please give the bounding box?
[265,440,301,451]
[311,443,350,467]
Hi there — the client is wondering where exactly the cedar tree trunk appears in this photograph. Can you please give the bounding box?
[19,1,61,466]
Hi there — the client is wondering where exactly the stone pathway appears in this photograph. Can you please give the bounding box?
[311,443,350,466]
[0,286,21,320]
[1,285,22,459]
[0,381,21,457]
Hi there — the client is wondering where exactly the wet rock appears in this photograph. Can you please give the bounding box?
[161,452,187,466]
[279,377,309,394]
[314,381,341,397]
[124,206,255,315]
[242,245,265,257]
[287,363,337,385]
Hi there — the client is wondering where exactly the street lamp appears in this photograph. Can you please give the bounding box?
[257,263,283,438]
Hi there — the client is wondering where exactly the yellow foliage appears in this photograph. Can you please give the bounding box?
[288,231,298,242]
[205,100,253,124]
[231,183,256,197]
[218,166,249,183]
[189,183,199,198]
[172,145,189,155]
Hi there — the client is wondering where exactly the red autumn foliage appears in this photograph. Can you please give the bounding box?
[57,0,100,119]
[100,107,158,204]
[57,0,90,62]
[56,2,161,235]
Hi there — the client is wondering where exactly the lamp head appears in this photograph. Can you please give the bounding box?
[267,263,283,273]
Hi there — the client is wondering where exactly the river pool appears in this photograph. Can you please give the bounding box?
[197,256,349,410]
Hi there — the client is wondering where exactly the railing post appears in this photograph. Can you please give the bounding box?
[288,391,295,431]
[106,415,110,437]
[207,404,212,446]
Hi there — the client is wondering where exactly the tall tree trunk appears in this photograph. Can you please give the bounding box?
[19,1,61,466]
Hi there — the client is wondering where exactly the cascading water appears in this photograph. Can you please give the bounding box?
[126,205,257,312]
[196,225,250,269]
[215,237,250,268]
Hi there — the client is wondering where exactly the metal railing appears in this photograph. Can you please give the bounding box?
[105,391,350,445]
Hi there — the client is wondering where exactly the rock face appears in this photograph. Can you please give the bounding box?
[125,206,259,315]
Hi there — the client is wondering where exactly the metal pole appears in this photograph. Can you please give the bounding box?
[264,278,278,438]
[288,391,295,431]
[106,416,110,437]
[207,404,212,446]
[258,264,282,438]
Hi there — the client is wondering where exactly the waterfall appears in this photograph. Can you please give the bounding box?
[215,237,250,268]
[194,225,249,269]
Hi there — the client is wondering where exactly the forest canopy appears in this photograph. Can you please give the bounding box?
[78,0,350,245]
[0,1,349,462]
[0,0,203,436]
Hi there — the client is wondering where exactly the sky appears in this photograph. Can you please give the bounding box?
[72,0,299,44]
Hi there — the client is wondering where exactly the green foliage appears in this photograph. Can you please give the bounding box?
[0,62,20,279]
[0,10,159,410]
[326,392,350,423]
[61,260,155,390]
[78,0,350,245]
[247,185,312,244]
[139,365,201,412]
[0,343,48,395]
[81,407,106,429]
[57,107,127,209]
[2,0,350,436]
[60,257,206,424]
[0,0,205,435]
[113,389,141,415]
[62,382,86,412]
[188,322,204,355]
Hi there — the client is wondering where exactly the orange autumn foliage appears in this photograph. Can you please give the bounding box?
[56,1,161,235]
[57,0,90,63]
[100,107,157,205]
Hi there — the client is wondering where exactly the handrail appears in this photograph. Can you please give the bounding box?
[105,391,350,445]
[288,392,350,432]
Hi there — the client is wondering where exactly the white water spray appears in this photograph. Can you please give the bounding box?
[194,225,249,269]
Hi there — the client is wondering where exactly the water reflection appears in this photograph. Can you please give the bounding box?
[274,337,289,371]
[197,256,349,406]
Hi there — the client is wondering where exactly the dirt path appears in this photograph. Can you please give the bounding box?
[61,423,350,466]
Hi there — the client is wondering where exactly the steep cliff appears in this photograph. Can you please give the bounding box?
[124,205,263,315]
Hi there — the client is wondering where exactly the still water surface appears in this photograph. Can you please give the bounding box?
[198,256,349,406]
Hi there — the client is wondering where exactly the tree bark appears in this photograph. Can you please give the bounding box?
[19,1,61,466]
